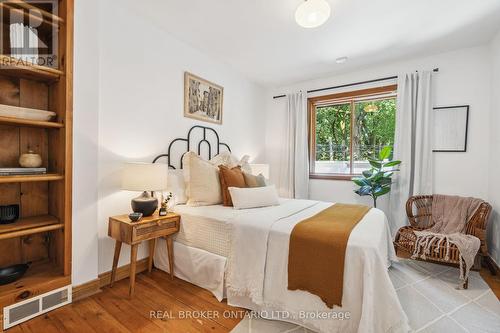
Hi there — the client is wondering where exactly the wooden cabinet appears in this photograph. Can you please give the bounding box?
[0,0,73,326]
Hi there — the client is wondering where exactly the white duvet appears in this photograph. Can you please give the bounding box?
[226,199,409,333]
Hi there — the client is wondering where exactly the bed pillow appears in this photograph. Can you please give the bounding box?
[182,151,222,206]
[243,172,267,188]
[219,165,247,206]
[210,151,252,173]
[166,169,187,204]
[228,185,280,210]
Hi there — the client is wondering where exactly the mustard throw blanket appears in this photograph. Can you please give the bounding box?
[288,203,371,308]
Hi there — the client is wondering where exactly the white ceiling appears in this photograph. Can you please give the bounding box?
[130,0,500,87]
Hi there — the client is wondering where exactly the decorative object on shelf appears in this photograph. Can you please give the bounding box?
[0,263,30,285]
[433,105,469,152]
[122,162,168,217]
[184,72,224,125]
[0,104,56,121]
[352,146,401,208]
[159,192,173,216]
[0,167,46,175]
[128,212,143,222]
[19,150,43,168]
[295,0,331,29]
[0,204,19,225]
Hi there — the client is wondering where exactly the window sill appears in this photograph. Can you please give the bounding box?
[309,174,356,181]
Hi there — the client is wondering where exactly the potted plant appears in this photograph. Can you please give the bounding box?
[352,146,401,208]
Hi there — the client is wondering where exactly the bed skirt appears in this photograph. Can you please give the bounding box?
[154,239,227,301]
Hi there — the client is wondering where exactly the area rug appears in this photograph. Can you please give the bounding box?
[230,259,500,332]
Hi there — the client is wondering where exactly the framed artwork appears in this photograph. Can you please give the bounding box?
[433,105,469,152]
[184,72,224,125]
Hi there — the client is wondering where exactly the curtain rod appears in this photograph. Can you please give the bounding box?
[272,68,439,99]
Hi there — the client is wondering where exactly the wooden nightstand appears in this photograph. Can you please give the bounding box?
[108,212,180,297]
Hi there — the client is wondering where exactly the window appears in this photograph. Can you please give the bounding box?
[309,85,397,179]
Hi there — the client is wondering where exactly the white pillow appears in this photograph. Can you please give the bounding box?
[182,151,222,206]
[210,151,251,173]
[166,169,187,204]
[228,185,280,210]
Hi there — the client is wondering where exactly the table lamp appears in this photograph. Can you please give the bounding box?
[122,162,167,216]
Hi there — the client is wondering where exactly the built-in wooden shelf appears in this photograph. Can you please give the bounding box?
[0,0,64,27]
[0,260,69,308]
[0,2,61,35]
[0,173,64,184]
[0,0,72,321]
[0,215,63,240]
[0,115,63,128]
[0,55,63,81]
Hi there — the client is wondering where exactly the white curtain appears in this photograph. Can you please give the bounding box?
[389,71,434,235]
[279,92,309,199]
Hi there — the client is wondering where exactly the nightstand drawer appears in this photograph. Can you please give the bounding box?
[132,219,178,242]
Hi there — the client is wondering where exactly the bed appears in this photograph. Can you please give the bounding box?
[152,126,409,333]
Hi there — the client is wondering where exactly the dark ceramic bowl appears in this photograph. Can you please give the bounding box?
[0,263,30,285]
[128,212,143,222]
[0,204,19,224]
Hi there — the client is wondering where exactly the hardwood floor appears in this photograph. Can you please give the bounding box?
[8,260,499,332]
[10,269,245,333]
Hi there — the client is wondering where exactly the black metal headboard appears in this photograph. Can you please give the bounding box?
[152,125,231,169]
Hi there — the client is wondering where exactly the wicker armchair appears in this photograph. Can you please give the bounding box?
[394,195,493,288]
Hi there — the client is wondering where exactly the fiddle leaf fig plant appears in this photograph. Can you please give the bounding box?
[352,146,401,208]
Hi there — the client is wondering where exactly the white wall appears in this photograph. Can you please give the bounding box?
[488,32,500,265]
[72,0,99,285]
[266,46,493,234]
[72,0,266,284]
[95,1,267,274]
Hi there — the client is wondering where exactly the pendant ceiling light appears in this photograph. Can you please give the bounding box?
[295,0,331,28]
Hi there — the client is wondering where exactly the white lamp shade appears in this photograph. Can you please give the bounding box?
[249,164,270,179]
[121,162,168,191]
[295,0,331,28]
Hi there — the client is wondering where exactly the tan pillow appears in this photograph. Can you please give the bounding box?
[219,165,247,206]
[243,172,267,188]
[183,152,222,206]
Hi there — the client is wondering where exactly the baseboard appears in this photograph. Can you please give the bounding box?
[72,278,101,301]
[98,258,149,288]
[72,258,149,301]
[486,256,500,275]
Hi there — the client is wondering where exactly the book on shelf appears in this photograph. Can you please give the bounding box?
[0,168,47,176]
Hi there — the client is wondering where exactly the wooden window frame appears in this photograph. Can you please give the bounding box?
[308,85,397,181]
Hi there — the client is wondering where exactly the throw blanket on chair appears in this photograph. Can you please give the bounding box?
[412,195,483,286]
[288,203,371,308]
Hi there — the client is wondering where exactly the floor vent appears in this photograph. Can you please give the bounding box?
[3,285,72,330]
